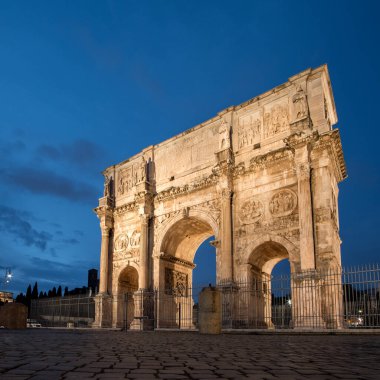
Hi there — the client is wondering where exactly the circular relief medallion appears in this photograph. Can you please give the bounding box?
[239,199,263,224]
[114,234,129,251]
[269,189,297,217]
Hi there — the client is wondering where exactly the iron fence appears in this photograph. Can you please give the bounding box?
[29,264,380,330]
[30,295,95,327]
[218,264,380,329]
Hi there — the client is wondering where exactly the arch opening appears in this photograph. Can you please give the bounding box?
[243,241,293,329]
[158,216,217,329]
[115,266,139,329]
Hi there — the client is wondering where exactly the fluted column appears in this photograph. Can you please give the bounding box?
[296,161,315,270]
[139,214,149,290]
[220,189,233,282]
[99,226,110,294]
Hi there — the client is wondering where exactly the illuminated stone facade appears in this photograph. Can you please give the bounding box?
[93,65,346,329]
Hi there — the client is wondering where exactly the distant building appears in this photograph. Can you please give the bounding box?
[88,269,99,293]
[0,291,13,303]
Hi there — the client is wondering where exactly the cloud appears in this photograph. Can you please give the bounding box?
[36,144,61,160]
[61,238,80,245]
[64,139,103,165]
[0,139,26,157]
[3,166,98,203]
[35,139,105,168]
[0,205,52,250]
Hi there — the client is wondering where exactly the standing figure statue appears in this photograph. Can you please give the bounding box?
[292,85,308,120]
[139,156,146,183]
[104,175,111,197]
[219,119,231,150]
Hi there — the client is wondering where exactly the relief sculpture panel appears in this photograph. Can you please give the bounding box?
[269,189,297,217]
[239,199,263,224]
[238,112,262,149]
[165,268,188,296]
[114,230,140,260]
[263,103,289,138]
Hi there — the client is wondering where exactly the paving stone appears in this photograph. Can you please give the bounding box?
[0,330,379,380]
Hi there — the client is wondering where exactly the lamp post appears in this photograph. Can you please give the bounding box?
[1,267,12,289]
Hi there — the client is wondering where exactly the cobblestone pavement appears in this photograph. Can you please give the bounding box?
[0,329,379,380]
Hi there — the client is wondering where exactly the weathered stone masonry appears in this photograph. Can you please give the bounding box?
[93,64,346,329]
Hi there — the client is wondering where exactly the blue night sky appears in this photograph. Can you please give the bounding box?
[1,1,379,294]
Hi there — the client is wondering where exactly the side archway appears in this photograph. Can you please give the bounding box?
[113,265,139,329]
[238,234,299,329]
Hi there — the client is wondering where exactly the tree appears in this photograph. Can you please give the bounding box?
[52,286,57,297]
[32,282,38,299]
[57,285,62,297]
[38,291,44,299]
[25,284,32,317]
[64,286,69,297]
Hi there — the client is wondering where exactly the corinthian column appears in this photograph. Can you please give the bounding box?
[220,189,233,283]
[139,214,149,290]
[99,226,110,294]
[296,161,315,270]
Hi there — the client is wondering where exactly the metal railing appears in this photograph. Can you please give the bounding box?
[30,295,95,327]
[29,264,380,330]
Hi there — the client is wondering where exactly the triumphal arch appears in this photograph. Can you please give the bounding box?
[93,65,346,330]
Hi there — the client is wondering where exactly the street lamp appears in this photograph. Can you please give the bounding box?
[1,267,13,287]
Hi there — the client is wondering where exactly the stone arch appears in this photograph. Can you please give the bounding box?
[242,233,299,275]
[154,209,219,329]
[155,208,219,256]
[113,265,139,329]
[238,234,299,329]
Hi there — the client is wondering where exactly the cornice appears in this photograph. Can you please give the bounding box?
[114,202,137,216]
[155,173,219,202]
[312,129,347,182]
[159,253,196,269]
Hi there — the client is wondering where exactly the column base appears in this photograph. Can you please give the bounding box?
[92,293,112,328]
[131,290,154,331]
[292,270,326,330]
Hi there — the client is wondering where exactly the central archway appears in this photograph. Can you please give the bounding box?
[156,215,218,329]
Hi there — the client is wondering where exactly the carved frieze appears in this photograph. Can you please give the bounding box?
[156,173,218,202]
[266,213,299,230]
[165,268,188,296]
[117,157,147,197]
[249,147,293,172]
[190,199,221,227]
[263,103,289,138]
[113,230,141,260]
[118,167,133,195]
[269,189,297,217]
[238,114,261,149]
[239,199,263,224]
[114,234,129,251]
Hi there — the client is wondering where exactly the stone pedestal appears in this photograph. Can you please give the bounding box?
[199,286,221,334]
[0,303,27,329]
[93,293,112,328]
[130,290,154,330]
[292,270,325,329]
